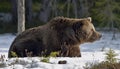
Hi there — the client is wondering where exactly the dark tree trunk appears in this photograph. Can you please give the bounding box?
[79,0,84,18]
[67,0,71,17]
[25,0,32,23]
[51,0,58,17]
[39,0,52,22]
[72,0,78,18]
[11,0,17,24]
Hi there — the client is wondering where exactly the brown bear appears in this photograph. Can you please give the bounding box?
[8,17,101,58]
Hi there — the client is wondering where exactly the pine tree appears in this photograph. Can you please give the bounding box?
[91,0,120,30]
[105,48,118,64]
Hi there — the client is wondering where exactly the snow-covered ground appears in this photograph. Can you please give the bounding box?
[0,31,120,69]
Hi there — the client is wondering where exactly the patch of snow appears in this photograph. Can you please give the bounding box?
[0,32,120,69]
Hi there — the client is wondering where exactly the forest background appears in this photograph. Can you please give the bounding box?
[0,0,120,33]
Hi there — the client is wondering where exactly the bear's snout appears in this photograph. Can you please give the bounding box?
[87,31,102,42]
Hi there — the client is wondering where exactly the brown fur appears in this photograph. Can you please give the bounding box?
[8,17,101,58]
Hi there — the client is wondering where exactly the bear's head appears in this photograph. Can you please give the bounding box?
[49,17,101,44]
[72,17,102,43]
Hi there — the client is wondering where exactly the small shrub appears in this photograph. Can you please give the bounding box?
[49,52,59,57]
[87,61,120,69]
[41,51,59,63]
[105,48,118,64]
[0,55,6,68]
[0,55,5,62]
[11,51,18,57]
[83,49,119,69]
[41,57,49,63]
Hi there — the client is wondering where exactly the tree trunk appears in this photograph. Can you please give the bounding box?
[18,0,25,34]
[25,0,32,23]
[67,0,71,17]
[79,0,89,17]
[72,0,78,18]
[11,0,17,24]
[51,0,58,17]
[84,0,89,17]
[39,0,52,22]
[79,0,84,17]
[104,0,116,40]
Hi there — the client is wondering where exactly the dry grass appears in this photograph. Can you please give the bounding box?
[83,49,120,69]
[0,55,6,68]
[87,61,120,69]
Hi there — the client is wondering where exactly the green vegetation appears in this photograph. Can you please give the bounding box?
[91,0,120,29]
[41,57,49,63]
[49,51,59,57]
[10,50,58,63]
[32,2,41,12]
[84,61,120,69]
[105,48,118,64]
[0,0,11,12]
[11,51,18,57]
[83,49,120,69]
[41,51,59,63]
[1,0,120,33]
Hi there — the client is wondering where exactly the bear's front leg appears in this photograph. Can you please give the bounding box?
[67,46,81,57]
[60,46,81,57]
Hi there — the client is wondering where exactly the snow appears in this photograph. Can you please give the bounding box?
[0,32,120,69]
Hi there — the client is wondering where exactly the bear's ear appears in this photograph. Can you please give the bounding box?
[86,17,92,22]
